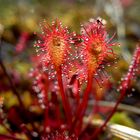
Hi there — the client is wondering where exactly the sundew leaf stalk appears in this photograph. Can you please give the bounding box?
[70,18,118,135]
[35,19,73,125]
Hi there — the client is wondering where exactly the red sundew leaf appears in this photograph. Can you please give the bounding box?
[30,68,49,108]
[79,18,118,80]
[34,19,74,80]
[118,44,140,93]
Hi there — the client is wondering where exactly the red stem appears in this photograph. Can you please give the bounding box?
[56,66,72,125]
[43,76,49,133]
[70,74,93,135]
[91,90,126,139]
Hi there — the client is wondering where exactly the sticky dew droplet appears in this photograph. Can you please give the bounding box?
[131,88,135,92]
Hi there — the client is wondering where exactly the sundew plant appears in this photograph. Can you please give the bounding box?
[0,17,140,140]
